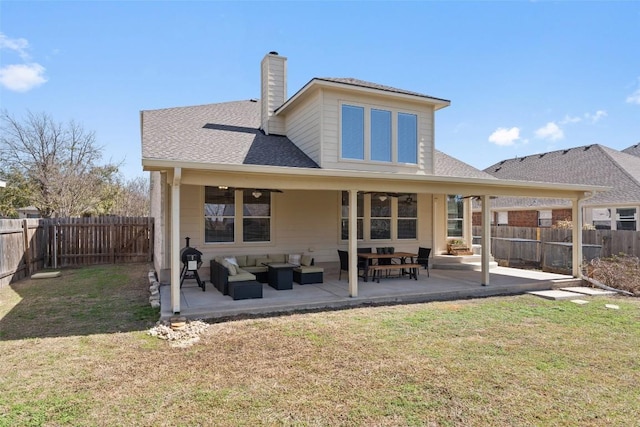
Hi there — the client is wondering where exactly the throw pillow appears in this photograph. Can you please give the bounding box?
[288,254,301,265]
[300,255,312,266]
[221,259,237,276]
[224,257,238,266]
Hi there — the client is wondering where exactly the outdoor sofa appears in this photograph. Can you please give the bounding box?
[210,253,323,299]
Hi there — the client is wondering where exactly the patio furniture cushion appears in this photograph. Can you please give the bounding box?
[224,256,239,266]
[228,269,257,282]
[288,253,301,265]
[293,266,323,274]
[301,255,313,266]
[268,253,286,263]
[234,255,248,267]
[246,254,267,266]
[255,257,271,267]
[221,259,237,275]
[243,265,268,273]
[293,266,323,285]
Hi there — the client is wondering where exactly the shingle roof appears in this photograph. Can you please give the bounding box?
[622,142,640,158]
[314,77,451,103]
[483,144,640,207]
[434,150,498,180]
[141,100,319,168]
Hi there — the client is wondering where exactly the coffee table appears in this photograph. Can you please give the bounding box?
[265,262,295,290]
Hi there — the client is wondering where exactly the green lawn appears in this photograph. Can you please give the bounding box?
[1,264,639,426]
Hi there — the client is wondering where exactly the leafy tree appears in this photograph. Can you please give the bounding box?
[0,168,33,218]
[0,110,120,217]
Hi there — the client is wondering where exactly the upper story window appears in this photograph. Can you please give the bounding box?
[341,103,418,165]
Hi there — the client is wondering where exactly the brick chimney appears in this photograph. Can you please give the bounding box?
[260,52,287,135]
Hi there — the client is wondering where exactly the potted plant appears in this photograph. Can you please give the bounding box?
[447,239,473,255]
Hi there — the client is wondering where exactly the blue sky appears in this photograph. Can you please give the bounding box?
[1,1,639,180]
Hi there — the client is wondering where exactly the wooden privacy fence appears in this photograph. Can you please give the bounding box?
[0,217,153,287]
[0,219,49,287]
[473,225,640,265]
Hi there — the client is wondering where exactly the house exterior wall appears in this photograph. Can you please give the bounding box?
[284,89,322,166]
[176,186,436,265]
[306,87,434,175]
[471,208,573,228]
[150,171,167,273]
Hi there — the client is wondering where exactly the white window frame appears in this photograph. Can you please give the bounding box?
[204,187,273,244]
[339,101,419,165]
[339,192,418,242]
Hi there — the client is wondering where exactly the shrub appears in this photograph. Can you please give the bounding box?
[587,254,640,296]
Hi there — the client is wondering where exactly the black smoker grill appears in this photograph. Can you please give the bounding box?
[180,237,205,291]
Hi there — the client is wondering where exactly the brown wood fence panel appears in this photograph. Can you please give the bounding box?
[51,217,153,267]
[473,225,640,262]
[0,217,153,287]
[0,219,50,287]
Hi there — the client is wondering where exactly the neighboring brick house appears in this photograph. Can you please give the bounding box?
[474,143,640,230]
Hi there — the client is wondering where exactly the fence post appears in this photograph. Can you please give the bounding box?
[22,219,32,277]
[111,223,116,264]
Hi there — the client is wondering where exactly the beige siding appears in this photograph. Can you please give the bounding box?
[261,54,287,135]
[319,88,435,174]
[177,187,436,265]
[285,91,322,165]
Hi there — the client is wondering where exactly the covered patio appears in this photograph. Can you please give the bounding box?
[160,262,580,321]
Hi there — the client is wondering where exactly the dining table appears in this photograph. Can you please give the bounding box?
[357,252,418,282]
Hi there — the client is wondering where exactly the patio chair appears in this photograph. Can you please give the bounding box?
[417,247,431,277]
[338,249,366,280]
[376,247,396,278]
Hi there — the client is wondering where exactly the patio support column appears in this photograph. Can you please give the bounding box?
[481,195,491,286]
[572,198,583,278]
[348,189,358,297]
[170,167,182,314]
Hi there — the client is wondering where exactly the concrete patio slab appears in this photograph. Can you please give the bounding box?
[560,286,617,296]
[160,264,581,321]
[527,290,584,300]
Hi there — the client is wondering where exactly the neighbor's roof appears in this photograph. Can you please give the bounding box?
[434,150,498,180]
[622,142,640,158]
[482,144,640,208]
[141,100,319,168]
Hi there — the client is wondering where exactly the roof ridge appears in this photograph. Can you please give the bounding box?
[597,145,640,191]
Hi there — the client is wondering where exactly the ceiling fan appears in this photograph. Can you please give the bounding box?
[216,186,283,198]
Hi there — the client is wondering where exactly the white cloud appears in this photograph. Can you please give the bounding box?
[585,110,607,123]
[560,114,582,124]
[0,33,31,60]
[627,79,640,105]
[535,122,564,141]
[0,63,47,92]
[0,33,47,92]
[488,127,521,146]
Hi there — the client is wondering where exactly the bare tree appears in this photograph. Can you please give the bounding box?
[0,110,119,217]
[104,175,150,217]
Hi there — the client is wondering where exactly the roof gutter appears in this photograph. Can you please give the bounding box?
[142,158,608,196]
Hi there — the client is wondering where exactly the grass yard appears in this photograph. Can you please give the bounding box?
[1,264,639,426]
